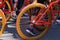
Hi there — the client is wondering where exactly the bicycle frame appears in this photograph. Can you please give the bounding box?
[32,0,60,26]
[0,0,11,12]
[0,0,6,8]
[0,0,11,21]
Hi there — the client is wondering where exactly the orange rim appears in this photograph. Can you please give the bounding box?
[5,1,11,21]
[0,9,6,36]
[16,3,50,40]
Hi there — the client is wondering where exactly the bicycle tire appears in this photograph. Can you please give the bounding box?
[0,9,6,36]
[16,3,51,40]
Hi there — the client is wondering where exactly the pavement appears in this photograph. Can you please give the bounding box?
[0,18,60,40]
[3,23,60,40]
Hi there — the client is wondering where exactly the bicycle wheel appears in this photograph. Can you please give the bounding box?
[0,0,11,22]
[0,9,6,36]
[16,3,51,40]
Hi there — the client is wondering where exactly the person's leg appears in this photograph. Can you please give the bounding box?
[16,0,24,15]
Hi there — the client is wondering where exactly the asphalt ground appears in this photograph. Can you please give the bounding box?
[4,19,60,40]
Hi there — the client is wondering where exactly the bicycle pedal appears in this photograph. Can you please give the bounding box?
[7,25,16,28]
[56,20,60,24]
[21,17,29,19]
[24,13,28,16]
[4,31,8,34]
[26,29,35,36]
[7,21,12,24]
[9,18,14,21]
[7,21,15,24]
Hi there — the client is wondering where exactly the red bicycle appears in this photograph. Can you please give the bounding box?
[16,0,60,40]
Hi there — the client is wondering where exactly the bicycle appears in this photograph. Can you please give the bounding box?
[16,0,60,40]
[0,0,60,40]
[16,0,51,40]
